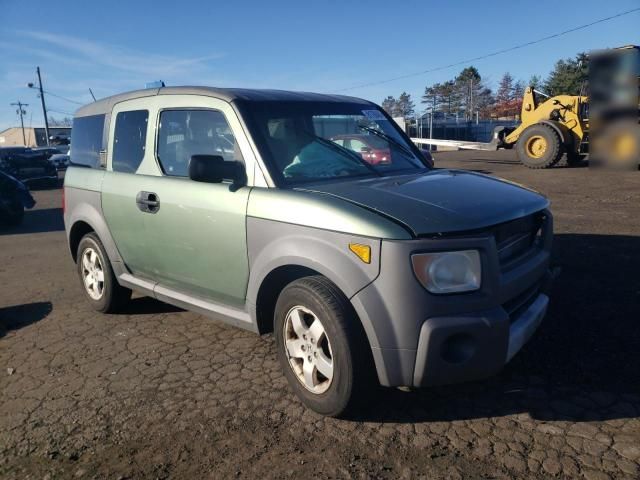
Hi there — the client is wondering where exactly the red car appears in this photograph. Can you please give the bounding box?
[330,134,392,165]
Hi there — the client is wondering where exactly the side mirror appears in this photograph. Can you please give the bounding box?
[189,155,247,190]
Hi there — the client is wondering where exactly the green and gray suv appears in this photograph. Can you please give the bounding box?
[64,87,553,416]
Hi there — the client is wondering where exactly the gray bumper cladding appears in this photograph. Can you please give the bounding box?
[505,293,549,362]
[413,292,549,387]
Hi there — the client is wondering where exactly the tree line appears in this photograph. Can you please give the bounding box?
[381,53,588,120]
[48,116,73,127]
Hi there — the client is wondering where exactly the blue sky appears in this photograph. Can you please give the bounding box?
[0,0,638,131]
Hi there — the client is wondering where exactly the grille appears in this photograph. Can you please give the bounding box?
[494,212,544,269]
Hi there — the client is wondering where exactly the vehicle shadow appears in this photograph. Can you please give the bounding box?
[455,155,588,169]
[0,301,52,338]
[115,296,184,315]
[352,233,640,423]
[27,176,63,191]
[0,208,64,235]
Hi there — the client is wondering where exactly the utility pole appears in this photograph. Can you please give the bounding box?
[33,67,50,146]
[10,101,28,145]
[469,79,474,122]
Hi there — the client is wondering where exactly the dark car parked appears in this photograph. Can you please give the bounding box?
[0,170,36,226]
[31,147,63,159]
[0,147,58,187]
[49,153,70,170]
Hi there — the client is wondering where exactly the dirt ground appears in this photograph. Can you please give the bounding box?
[1,151,639,479]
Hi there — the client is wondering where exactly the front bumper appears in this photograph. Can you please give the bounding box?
[413,290,549,387]
[350,209,553,388]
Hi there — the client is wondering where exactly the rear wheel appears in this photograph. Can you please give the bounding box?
[274,276,373,417]
[516,124,563,169]
[77,233,131,313]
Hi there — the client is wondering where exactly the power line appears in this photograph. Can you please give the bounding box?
[42,90,84,105]
[47,108,74,116]
[334,7,640,92]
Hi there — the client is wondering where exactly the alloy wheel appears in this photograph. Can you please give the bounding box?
[283,305,334,394]
[81,247,105,300]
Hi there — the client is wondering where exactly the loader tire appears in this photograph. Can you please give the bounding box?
[516,124,563,169]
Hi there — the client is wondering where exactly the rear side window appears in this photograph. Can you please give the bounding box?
[70,114,105,168]
[157,109,243,177]
[112,110,148,173]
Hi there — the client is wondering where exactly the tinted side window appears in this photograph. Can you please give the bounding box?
[157,109,243,177]
[112,110,148,173]
[70,114,105,168]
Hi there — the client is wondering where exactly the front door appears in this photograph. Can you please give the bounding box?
[141,106,251,307]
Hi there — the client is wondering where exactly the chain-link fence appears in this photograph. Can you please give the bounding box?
[408,118,519,143]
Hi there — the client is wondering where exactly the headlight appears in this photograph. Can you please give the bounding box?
[411,250,481,294]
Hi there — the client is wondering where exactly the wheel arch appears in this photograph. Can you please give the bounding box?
[537,120,572,147]
[66,201,124,268]
[69,220,95,262]
[250,252,376,334]
[254,264,322,335]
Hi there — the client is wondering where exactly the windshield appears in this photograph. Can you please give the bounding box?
[237,100,429,185]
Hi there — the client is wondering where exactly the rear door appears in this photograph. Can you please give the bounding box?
[101,99,155,277]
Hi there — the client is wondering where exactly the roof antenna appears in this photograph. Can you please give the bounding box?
[89,88,97,102]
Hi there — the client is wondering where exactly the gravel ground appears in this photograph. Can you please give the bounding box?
[1,151,639,479]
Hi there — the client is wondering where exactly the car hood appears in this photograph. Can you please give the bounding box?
[295,169,549,236]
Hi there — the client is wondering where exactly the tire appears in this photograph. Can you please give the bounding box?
[274,276,373,417]
[77,233,131,313]
[516,124,564,169]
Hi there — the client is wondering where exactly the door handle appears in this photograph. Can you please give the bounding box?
[136,191,160,213]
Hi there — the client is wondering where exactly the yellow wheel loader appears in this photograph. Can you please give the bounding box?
[496,45,639,169]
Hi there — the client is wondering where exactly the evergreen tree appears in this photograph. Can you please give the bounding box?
[495,73,514,107]
[454,66,492,120]
[395,92,415,118]
[422,80,458,114]
[544,53,587,96]
[493,73,527,118]
[381,96,397,116]
[528,75,542,90]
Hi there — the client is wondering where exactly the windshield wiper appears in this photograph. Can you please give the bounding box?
[357,125,420,164]
[300,130,382,177]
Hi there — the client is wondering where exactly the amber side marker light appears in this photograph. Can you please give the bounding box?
[348,243,371,264]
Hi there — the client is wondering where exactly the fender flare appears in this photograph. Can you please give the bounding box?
[537,120,572,148]
[245,219,382,348]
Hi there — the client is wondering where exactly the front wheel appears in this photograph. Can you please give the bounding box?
[274,276,373,417]
[77,233,131,313]
[516,124,563,169]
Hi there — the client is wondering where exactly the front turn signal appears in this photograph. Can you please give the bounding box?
[349,243,371,264]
